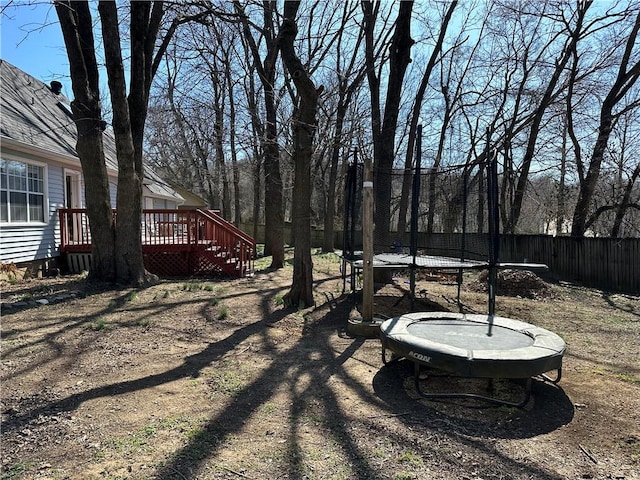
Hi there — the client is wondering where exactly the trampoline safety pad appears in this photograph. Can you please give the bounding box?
[380,312,566,380]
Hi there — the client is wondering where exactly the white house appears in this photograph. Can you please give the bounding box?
[0,59,184,275]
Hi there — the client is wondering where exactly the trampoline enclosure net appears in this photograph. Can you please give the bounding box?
[343,161,494,263]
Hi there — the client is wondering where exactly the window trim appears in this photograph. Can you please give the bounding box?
[0,155,49,226]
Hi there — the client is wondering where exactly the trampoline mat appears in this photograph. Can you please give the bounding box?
[374,253,486,269]
[406,319,534,351]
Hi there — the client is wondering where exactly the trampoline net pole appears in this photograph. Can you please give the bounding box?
[344,154,358,259]
[486,128,500,318]
[342,159,354,291]
[457,164,469,306]
[409,125,422,311]
[342,151,362,292]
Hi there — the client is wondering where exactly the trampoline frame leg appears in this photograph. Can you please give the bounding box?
[412,363,532,409]
[539,367,562,384]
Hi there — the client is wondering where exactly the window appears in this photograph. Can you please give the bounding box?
[0,159,45,223]
[151,198,177,210]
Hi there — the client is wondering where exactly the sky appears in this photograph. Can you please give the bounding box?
[1,1,71,90]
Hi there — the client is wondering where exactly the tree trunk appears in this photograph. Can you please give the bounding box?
[252,158,262,243]
[227,65,242,225]
[214,92,231,219]
[244,59,263,242]
[557,119,568,235]
[362,0,382,240]
[500,143,513,229]
[99,1,151,285]
[322,96,350,253]
[280,1,318,308]
[73,103,116,281]
[55,1,117,282]
[572,107,615,237]
[263,109,285,268]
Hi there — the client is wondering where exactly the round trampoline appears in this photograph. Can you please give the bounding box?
[380,312,566,407]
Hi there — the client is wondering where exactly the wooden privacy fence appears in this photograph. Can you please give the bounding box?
[241,224,639,293]
[402,234,639,293]
[498,235,639,294]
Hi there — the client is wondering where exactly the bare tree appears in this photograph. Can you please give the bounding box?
[240,33,266,239]
[147,15,254,225]
[280,1,320,307]
[572,10,640,236]
[214,22,244,225]
[136,0,640,252]
[195,23,232,217]
[320,2,367,252]
[154,49,218,207]
[610,107,640,237]
[235,0,285,268]
[363,1,414,250]
[396,1,457,236]
[504,1,592,233]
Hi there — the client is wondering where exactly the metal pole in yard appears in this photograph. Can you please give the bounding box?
[362,154,374,323]
[410,124,422,311]
[486,128,499,322]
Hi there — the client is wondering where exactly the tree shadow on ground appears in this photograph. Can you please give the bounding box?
[1,269,581,480]
[150,293,572,480]
[152,293,383,479]
[0,287,163,379]
[0,277,114,316]
[1,279,293,434]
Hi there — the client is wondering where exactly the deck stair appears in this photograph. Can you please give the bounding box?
[59,208,255,277]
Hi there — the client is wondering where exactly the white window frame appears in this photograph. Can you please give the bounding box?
[0,156,48,225]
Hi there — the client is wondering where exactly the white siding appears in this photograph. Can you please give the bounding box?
[48,163,65,252]
[0,155,65,263]
[109,181,117,207]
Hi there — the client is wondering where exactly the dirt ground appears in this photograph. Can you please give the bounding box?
[1,252,639,480]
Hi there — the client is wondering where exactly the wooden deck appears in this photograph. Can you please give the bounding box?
[58,209,256,277]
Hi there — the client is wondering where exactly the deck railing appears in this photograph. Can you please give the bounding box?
[58,208,256,276]
[141,209,202,247]
[58,208,96,251]
[195,209,256,269]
